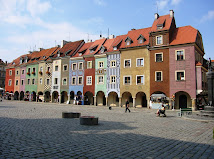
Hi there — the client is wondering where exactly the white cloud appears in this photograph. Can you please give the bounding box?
[200,10,214,23]
[26,0,51,17]
[171,0,182,5]
[156,0,169,11]
[93,0,106,6]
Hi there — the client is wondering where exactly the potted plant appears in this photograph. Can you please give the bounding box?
[46,71,50,75]
[27,72,30,75]
[32,71,35,75]
[39,71,42,75]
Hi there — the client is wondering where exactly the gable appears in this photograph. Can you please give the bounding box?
[196,32,204,52]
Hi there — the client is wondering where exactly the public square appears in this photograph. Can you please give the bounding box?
[0,100,214,159]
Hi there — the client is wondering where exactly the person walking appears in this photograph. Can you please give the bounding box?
[125,99,131,113]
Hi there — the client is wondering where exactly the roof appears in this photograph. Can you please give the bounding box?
[150,14,173,32]
[73,42,94,58]
[84,38,106,55]
[120,27,151,49]
[108,35,127,52]
[170,26,198,45]
[96,38,115,55]
[58,40,84,57]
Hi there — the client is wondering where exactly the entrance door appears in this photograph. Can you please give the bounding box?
[179,95,187,108]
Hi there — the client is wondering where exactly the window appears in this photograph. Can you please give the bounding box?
[113,46,117,50]
[27,79,30,85]
[47,79,50,85]
[32,79,35,85]
[98,76,104,84]
[126,41,130,46]
[21,79,24,85]
[32,68,36,72]
[111,60,116,67]
[86,76,92,85]
[156,35,163,45]
[98,61,104,68]
[16,80,18,85]
[55,66,58,71]
[155,71,162,81]
[78,76,83,85]
[16,70,19,75]
[136,58,144,67]
[155,53,163,62]
[54,78,58,84]
[124,59,131,68]
[63,65,68,71]
[62,78,67,85]
[87,61,92,69]
[110,76,116,84]
[176,71,185,81]
[8,80,12,86]
[39,78,42,84]
[79,62,83,70]
[124,76,131,85]
[40,67,43,72]
[9,70,12,76]
[139,39,143,44]
[136,75,144,85]
[22,70,24,74]
[47,67,50,72]
[71,77,76,85]
[176,50,184,60]
[72,63,77,70]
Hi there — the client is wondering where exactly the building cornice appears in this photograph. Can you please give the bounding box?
[94,54,107,58]
[70,57,84,61]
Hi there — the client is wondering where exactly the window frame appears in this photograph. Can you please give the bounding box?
[15,79,18,85]
[63,64,68,71]
[27,79,30,85]
[110,60,116,68]
[78,62,83,70]
[16,70,19,75]
[39,78,42,84]
[175,49,185,61]
[55,65,59,71]
[155,53,163,62]
[87,61,92,69]
[124,59,131,68]
[175,70,185,81]
[97,75,104,84]
[22,69,25,74]
[46,78,50,85]
[110,75,116,84]
[156,35,163,45]
[78,76,83,85]
[62,77,67,85]
[71,77,76,85]
[136,75,144,85]
[9,70,12,76]
[54,78,58,85]
[123,76,131,85]
[155,71,163,82]
[8,79,12,86]
[86,76,92,85]
[136,58,144,67]
[72,63,77,71]
[21,79,24,85]
[98,61,104,69]
[32,79,35,85]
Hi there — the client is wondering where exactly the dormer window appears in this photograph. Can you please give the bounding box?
[125,37,133,46]
[156,19,165,30]
[89,45,98,54]
[90,50,94,53]
[156,35,163,45]
[113,46,117,50]
[20,58,23,64]
[43,56,46,59]
[137,34,146,44]
[13,62,15,65]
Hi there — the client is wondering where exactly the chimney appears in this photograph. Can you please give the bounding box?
[155,13,159,20]
[61,40,68,48]
[39,48,43,51]
[28,51,32,54]
[109,34,115,39]
[131,28,136,31]
[170,10,174,18]
[100,34,102,39]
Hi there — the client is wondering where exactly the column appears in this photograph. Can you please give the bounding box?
[192,98,196,111]
[119,97,122,107]
[68,94,70,104]
[58,94,61,104]
[133,97,136,108]
[94,96,96,106]
[106,97,108,107]
[169,99,172,110]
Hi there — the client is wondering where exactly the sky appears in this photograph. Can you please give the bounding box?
[0,0,214,63]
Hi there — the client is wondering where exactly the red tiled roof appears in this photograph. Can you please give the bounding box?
[84,38,106,55]
[58,40,84,57]
[120,27,151,49]
[96,38,115,55]
[108,35,127,52]
[73,42,94,58]
[170,26,197,45]
[150,14,173,32]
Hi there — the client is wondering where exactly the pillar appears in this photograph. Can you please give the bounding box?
[119,97,122,107]
[94,96,96,106]
[169,99,172,110]
[106,97,108,106]
[59,94,61,104]
[133,97,136,108]
[192,98,196,111]
[68,94,70,104]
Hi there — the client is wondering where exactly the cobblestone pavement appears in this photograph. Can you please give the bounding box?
[0,100,214,159]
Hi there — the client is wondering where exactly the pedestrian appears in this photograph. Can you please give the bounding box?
[125,99,131,113]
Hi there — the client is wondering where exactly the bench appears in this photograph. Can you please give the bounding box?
[62,112,81,118]
[80,116,98,125]
[177,108,192,117]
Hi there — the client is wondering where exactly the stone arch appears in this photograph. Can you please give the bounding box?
[122,92,132,107]
[136,92,147,108]
[52,91,59,103]
[96,91,106,106]
[32,91,36,101]
[175,91,192,109]
[44,91,51,102]
[61,91,68,103]
[84,91,94,105]
[20,91,24,100]
[108,91,119,107]
[150,91,167,109]
[14,91,19,100]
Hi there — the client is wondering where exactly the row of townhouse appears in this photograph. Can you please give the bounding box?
[5,10,208,110]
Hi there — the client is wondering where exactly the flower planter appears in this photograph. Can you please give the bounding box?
[62,112,81,118]
[80,116,98,125]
